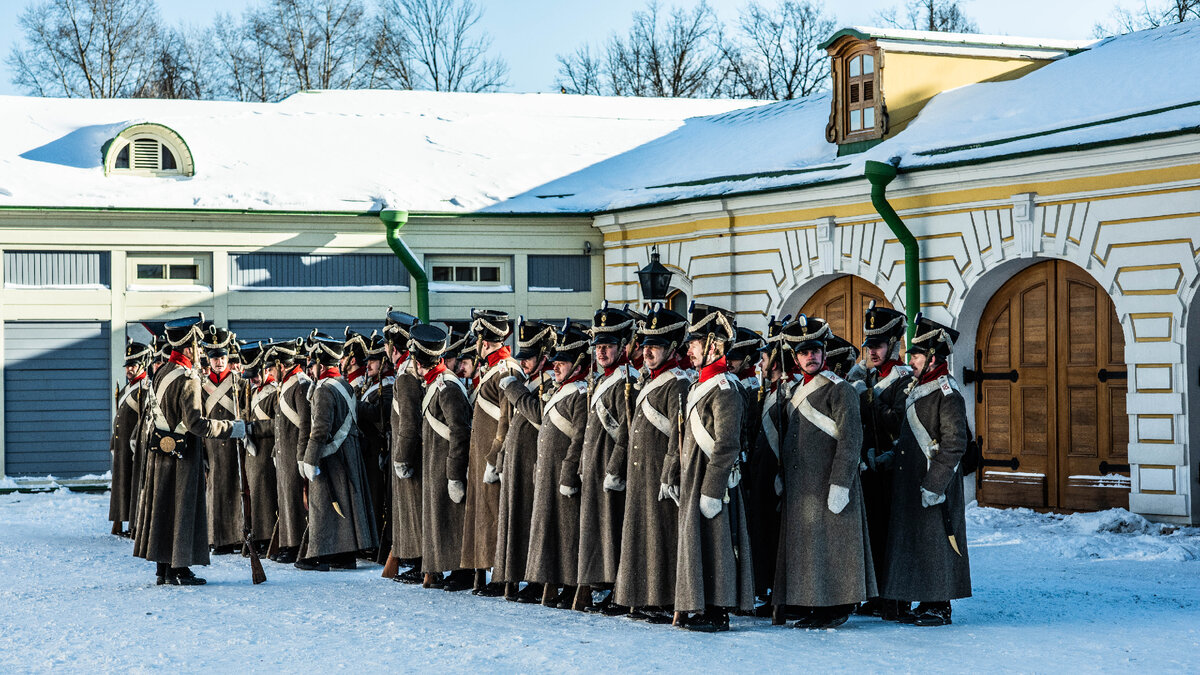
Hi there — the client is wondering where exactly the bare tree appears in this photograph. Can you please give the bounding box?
[722,0,835,100]
[379,0,508,92]
[556,45,603,95]
[7,0,163,98]
[875,0,979,33]
[135,26,208,99]
[206,11,289,102]
[1094,0,1200,37]
[262,0,377,91]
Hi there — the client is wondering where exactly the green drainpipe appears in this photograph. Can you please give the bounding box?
[380,209,430,323]
[864,160,920,344]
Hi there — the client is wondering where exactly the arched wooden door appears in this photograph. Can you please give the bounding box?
[975,260,1129,511]
[799,276,892,347]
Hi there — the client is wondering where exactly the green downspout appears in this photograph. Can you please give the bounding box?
[380,209,430,323]
[864,160,919,344]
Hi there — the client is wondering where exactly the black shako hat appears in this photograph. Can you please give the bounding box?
[384,307,420,348]
[307,331,343,367]
[685,302,737,346]
[408,323,448,368]
[590,302,635,346]
[727,326,765,362]
[124,339,151,368]
[514,317,556,361]
[824,334,859,378]
[863,300,907,348]
[163,313,205,347]
[550,320,590,365]
[637,305,688,348]
[907,313,959,358]
[200,324,235,358]
[782,314,831,353]
[471,308,513,344]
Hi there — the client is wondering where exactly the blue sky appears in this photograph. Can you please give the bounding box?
[0,0,1113,97]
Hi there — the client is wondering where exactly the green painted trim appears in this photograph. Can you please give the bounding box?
[865,160,919,344]
[380,210,429,323]
[101,122,196,177]
[646,164,850,190]
[818,26,1091,52]
[837,139,883,156]
[818,27,873,50]
[916,99,1200,158]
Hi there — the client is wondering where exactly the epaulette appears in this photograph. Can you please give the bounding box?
[821,369,843,384]
[670,367,688,380]
[574,380,589,394]
[938,375,956,396]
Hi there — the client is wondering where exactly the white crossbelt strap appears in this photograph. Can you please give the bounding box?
[760,389,782,459]
[118,379,148,415]
[545,381,585,437]
[391,370,417,417]
[636,368,682,409]
[361,376,395,402]
[315,379,357,458]
[423,373,468,441]
[150,366,189,434]
[278,374,310,429]
[203,376,237,417]
[874,365,912,395]
[475,360,518,421]
[685,374,727,458]
[639,398,674,437]
[905,376,959,466]
[251,384,276,422]
[789,373,838,439]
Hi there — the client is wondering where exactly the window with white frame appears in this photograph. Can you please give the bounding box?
[127,254,210,290]
[426,256,511,292]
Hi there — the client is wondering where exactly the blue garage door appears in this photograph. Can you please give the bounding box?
[4,321,112,477]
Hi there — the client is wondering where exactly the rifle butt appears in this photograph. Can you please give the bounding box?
[381,552,400,578]
[266,520,280,559]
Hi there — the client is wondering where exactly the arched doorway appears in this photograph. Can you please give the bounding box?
[799,275,892,348]
[975,260,1130,511]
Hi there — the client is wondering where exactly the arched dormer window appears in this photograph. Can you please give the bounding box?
[103,123,194,177]
[823,34,887,149]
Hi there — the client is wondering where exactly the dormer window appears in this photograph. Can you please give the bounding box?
[846,51,878,135]
[103,123,194,177]
[825,40,885,147]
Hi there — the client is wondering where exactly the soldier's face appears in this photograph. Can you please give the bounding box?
[865,342,889,368]
[643,344,668,371]
[685,339,704,367]
[210,355,229,372]
[552,360,574,383]
[520,356,543,375]
[758,352,779,380]
[456,359,477,379]
[910,352,931,377]
[366,359,382,377]
[249,373,262,387]
[594,343,619,368]
[124,364,141,381]
[797,347,824,375]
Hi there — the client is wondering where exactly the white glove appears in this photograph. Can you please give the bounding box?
[658,483,679,505]
[603,473,626,492]
[699,495,723,519]
[559,484,578,497]
[448,479,465,503]
[245,437,258,457]
[499,375,518,390]
[921,487,946,508]
[229,420,247,439]
[298,461,320,481]
[129,437,137,455]
[483,462,501,484]
[394,462,413,480]
[774,475,783,496]
[827,484,850,514]
[726,464,741,489]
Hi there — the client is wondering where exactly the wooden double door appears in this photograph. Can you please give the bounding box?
[799,276,891,348]
[975,260,1130,511]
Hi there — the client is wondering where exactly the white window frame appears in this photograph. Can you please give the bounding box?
[426,256,512,293]
[127,253,211,291]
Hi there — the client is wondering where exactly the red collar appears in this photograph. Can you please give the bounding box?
[394,352,409,368]
[168,351,192,369]
[130,371,148,384]
[319,367,342,381]
[208,367,232,385]
[423,363,447,385]
[281,365,303,383]
[258,375,276,391]
[699,356,728,383]
[648,356,677,380]
[486,346,512,368]
[737,366,757,380]
[878,359,904,378]
[917,361,949,385]
[560,368,588,387]
[800,370,819,384]
[602,355,629,378]
[346,367,366,383]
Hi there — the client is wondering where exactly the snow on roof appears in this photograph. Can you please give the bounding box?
[492,20,1200,214]
[824,26,1096,52]
[0,90,758,213]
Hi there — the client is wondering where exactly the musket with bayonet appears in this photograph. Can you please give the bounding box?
[234,377,266,584]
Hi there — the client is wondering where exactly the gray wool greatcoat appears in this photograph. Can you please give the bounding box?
[461,354,522,570]
[493,370,554,584]
[417,368,472,574]
[882,373,972,603]
[201,371,245,549]
[298,376,378,559]
[273,369,311,549]
[745,379,786,598]
[577,364,635,587]
[245,379,279,542]
[675,370,755,614]
[612,366,689,609]
[858,363,913,591]
[110,375,148,525]
[504,376,588,587]
[774,370,876,608]
[391,359,425,560]
[356,374,393,545]
[133,360,237,568]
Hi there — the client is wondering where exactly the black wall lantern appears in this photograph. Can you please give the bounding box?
[636,245,673,302]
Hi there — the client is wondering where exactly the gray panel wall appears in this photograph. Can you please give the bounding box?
[230,253,409,289]
[4,321,112,477]
[3,251,111,287]
[528,255,591,292]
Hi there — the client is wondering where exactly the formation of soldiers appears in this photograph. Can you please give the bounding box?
[109,300,972,631]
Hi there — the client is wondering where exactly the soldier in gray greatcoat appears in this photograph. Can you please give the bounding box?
[577,304,637,614]
[352,332,391,561]
[110,340,150,536]
[773,317,874,630]
[882,314,972,626]
[240,341,279,553]
[199,326,245,554]
[385,310,425,583]
[501,322,589,609]
[404,324,473,591]
[294,335,377,571]
[612,307,689,623]
[133,315,246,585]
[855,303,913,620]
[267,338,309,564]
[463,309,523,596]
[675,303,753,632]
[493,319,556,602]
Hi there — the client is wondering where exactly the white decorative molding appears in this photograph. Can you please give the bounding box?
[1012,192,1038,257]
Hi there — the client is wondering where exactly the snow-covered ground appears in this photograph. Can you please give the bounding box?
[1,491,1197,672]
